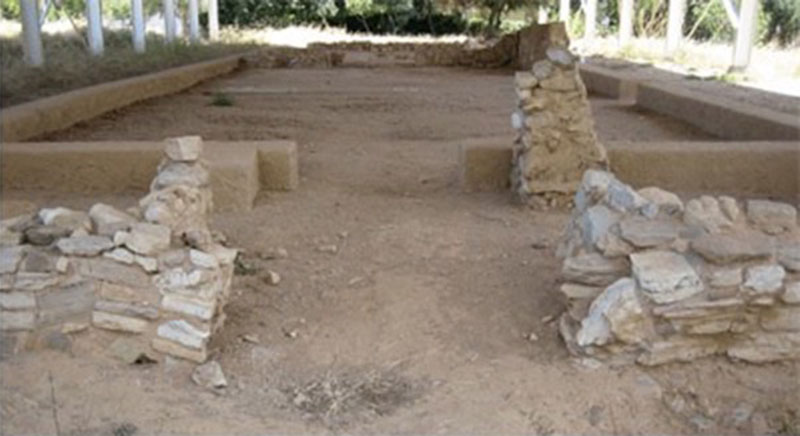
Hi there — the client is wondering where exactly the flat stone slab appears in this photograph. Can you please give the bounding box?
[691,231,775,264]
[631,251,703,304]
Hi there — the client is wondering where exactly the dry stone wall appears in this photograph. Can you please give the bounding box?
[0,137,236,362]
[556,170,800,365]
[511,45,608,208]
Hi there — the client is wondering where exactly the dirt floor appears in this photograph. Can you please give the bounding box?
[2,67,799,435]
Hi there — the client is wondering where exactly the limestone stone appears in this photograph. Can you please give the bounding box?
[560,283,603,300]
[0,246,25,274]
[631,251,703,304]
[125,223,171,256]
[157,320,210,350]
[151,162,209,190]
[95,300,159,320]
[682,318,735,335]
[55,257,69,273]
[707,268,742,288]
[189,249,219,269]
[134,255,158,273]
[777,244,800,272]
[56,235,114,256]
[152,337,207,363]
[638,187,684,216]
[727,332,800,363]
[539,70,576,91]
[743,264,785,294]
[74,258,150,288]
[159,249,187,269]
[99,281,159,305]
[205,244,237,265]
[606,179,649,213]
[38,208,88,231]
[24,225,71,246]
[782,282,800,304]
[37,281,95,325]
[760,307,800,331]
[582,205,619,246]
[746,200,797,234]
[576,278,649,346]
[14,272,60,291]
[0,292,36,310]
[596,232,634,257]
[653,298,744,319]
[192,360,227,390]
[161,294,216,320]
[637,337,724,366]
[691,231,774,264]
[0,227,23,246]
[561,253,628,286]
[0,275,13,290]
[0,311,35,331]
[89,203,136,236]
[531,59,554,80]
[718,196,740,222]
[165,136,203,162]
[20,250,55,272]
[514,71,538,89]
[104,247,135,264]
[545,46,575,67]
[619,217,679,248]
[139,185,211,237]
[92,311,149,333]
[684,196,733,233]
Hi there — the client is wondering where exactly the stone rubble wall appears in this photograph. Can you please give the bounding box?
[511,45,608,208]
[248,23,564,70]
[0,137,237,363]
[556,170,800,365]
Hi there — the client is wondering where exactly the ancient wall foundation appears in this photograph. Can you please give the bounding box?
[511,45,608,208]
[0,137,237,362]
[556,170,800,365]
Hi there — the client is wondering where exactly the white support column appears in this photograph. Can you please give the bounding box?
[584,0,597,40]
[20,0,44,66]
[86,0,104,55]
[538,5,548,24]
[731,0,758,71]
[188,0,200,41]
[665,0,685,56]
[207,0,219,40]
[131,0,146,52]
[619,0,633,46]
[163,0,176,42]
[559,0,570,23]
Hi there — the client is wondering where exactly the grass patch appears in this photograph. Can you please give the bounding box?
[0,30,254,107]
[210,92,235,107]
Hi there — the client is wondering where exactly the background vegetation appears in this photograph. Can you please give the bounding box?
[2,0,798,44]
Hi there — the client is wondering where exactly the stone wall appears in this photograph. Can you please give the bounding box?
[248,23,562,70]
[0,137,237,362]
[511,45,608,208]
[556,170,800,365]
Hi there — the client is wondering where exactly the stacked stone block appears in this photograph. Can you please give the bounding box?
[511,45,608,209]
[557,170,800,365]
[0,136,236,362]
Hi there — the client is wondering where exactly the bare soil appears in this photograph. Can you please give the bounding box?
[2,67,798,435]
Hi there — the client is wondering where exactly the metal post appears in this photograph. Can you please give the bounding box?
[164,0,176,42]
[665,0,685,55]
[559,0,570,23]
[584,0,597,40]
[86,0,104,55]
[731,0,758,71]
[619,0,633,46]
[20,0,44,66]
[188,0,200,41]
[207,0,219,40]
[132,0,146,52]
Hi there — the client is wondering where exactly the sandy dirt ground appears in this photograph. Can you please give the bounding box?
[2,67,798,436]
